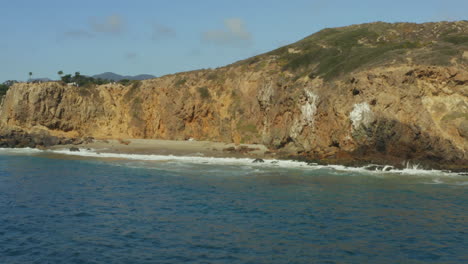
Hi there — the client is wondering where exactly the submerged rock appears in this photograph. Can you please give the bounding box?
[364,165,394,172]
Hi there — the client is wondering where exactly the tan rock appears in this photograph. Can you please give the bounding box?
[1,21,467,168]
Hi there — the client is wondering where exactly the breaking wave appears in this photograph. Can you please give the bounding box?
[1,147,465,178]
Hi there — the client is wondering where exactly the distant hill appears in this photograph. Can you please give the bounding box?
[92,72,156,81]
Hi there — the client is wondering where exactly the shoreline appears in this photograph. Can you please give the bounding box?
[1,139,467,176]
[48,138,273,160]
[1,133,467,172]
[46,138,467,174]
[2,143,467,178]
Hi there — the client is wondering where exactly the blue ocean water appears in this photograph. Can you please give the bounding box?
[0,150,467,264]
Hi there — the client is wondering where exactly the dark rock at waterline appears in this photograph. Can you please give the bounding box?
[69,147,80,152]
[71,138,83,145]
[58,138,74,145]
[40,135,59,147]
[0,129,48,148]
[364,165,394,171]
[0,128,92,149]
[83,137,94,144]
[253,158,264,163]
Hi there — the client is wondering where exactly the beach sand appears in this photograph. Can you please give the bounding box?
[49,139,272,159]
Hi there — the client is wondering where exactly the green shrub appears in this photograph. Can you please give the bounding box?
[119,79,131,86]
[174,78,187,87]
[131,80,142,89]
[60,73,111,86]
[0,84,8,97]
[443,35,468,45]
[198,86,211,100]
[206,72,218,81]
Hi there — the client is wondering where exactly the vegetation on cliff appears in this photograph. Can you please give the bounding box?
[0,84,8,98]
[58,72,142,87]
[0,80,18,98]
[243,21,468,80]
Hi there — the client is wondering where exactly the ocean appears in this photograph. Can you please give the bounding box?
[0,148,467,263]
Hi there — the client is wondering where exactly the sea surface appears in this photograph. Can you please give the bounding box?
[0,148,467,264]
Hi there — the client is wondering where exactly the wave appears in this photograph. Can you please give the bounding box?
[1,147,466,177]
[0,147,43,154]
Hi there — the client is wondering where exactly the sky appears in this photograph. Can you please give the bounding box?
[0,0,467,82]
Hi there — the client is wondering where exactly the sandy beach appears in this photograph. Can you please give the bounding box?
[49,138,272,159]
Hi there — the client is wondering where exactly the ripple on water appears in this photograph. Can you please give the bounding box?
[0,154,467,263]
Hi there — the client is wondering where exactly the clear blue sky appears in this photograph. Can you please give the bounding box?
[1,0,466,82]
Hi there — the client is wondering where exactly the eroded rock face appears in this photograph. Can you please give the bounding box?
[0,64,466,168]
[2,19,468,169]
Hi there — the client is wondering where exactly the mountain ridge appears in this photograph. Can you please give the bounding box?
[92,72,156,81]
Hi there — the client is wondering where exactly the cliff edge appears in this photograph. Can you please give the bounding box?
[1,21,467,169]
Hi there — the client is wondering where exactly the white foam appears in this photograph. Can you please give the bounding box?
[0,147,43,154]
[48,148,315,168]
[44,148,465,177]
[424,178,444,184]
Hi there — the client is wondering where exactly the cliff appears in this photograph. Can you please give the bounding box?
[1,21,467,169]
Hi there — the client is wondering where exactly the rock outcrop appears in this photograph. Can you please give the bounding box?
[1,21,467,169]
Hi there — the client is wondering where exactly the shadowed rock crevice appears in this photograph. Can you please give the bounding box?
[346,117,466,170]
[283,99,467,170]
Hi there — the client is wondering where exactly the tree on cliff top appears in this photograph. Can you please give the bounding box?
[61,74,72,83]
[0,84,8,97]
[0,80,17,98]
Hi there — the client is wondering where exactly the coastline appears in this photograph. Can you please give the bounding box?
[48,139,273,159]
[1,138,467,176]
[44,138,467,173]
[1,129,466,172]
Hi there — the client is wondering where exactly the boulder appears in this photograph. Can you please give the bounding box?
[458,120,468,139]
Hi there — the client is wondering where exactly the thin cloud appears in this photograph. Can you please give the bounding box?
[202,18,252,47]
[58,29,93,42]
[187,48,202,56]
[125,52,138,60]
[152,23,176,41]
[61,14,125,41]
[62,30,94,39]
[90,14,125,34]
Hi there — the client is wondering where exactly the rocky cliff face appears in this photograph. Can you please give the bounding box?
[1,21,467,169]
